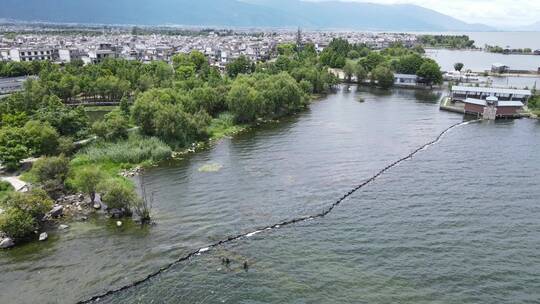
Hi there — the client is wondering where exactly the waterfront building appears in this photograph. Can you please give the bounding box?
[443,71,480,83]
[491,63,509,73]
[450,85,532,119]
[394,74,419,87]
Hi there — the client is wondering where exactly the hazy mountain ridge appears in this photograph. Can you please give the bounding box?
[0,0,493,31]
[514,21,540,31]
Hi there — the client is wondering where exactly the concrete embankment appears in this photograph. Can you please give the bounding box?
[439,97,465,114]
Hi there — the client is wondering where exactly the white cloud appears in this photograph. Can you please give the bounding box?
[325,0,540,27]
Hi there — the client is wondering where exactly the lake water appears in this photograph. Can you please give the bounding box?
[456,32,540,50]
[426,49,540,73]
[1,86,539,303]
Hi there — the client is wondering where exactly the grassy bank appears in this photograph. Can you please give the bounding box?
[0,181,14,201]
[67,133,172,190]
[528,95,540,118]
[207,112,248,140]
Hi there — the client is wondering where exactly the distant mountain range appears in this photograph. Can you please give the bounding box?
[0,0,494,31]
[514,21,540,31]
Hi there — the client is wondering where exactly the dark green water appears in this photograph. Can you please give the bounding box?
[1,86,539,303]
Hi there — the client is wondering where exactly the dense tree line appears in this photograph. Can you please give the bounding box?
[320,38,371,69]
[0,60,49,77]
[320,39,442,89]
[418,35,476,49]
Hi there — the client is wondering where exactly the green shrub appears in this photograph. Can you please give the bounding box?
[57,137,75,156]
[92,110,128,141]
[24,120,60,156]
[0,181,14,202]
[100,180,136,210]
[31,156,70,184]
[0,208,36,240]
[71,167,103,203]
[0,189,53,239]
[0,181,12,192]
[1,189,53,219]
[0,126,28,171]
[29,156,70,198]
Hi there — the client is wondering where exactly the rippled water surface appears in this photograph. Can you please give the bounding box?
[1,86,539,304]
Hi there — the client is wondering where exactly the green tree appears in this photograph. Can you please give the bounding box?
[227,55,253,78]
[299,80,314,95]
[417,60,443,88]
[227,79,261,123]
[119,95,131,117]
[354,64,368,84]
[30,156,70,198]
[100,180,137,211]
[371,65,395,89]
[362,52,385,72]
[412,45,425,54]
[34,96,89,138]
[347,50,360,59]
[1,112,28,128]
[0,127,28,170]
[131,89,171,136]
[175,65,196,80]
[188,51,208,72]
[72,167,103,203]
[57,137,75,156]
[189,86,224,116]
[153,105,197,147]
[396,54,425,74]
[24,120,60,156]
[343,61,356,83]
[454,62,464,72]
[277,43,296,56]
[92,110,128,141]
[257,73,306,117]
[172,51,208,72]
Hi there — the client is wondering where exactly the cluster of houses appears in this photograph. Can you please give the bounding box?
[0,30,418,70]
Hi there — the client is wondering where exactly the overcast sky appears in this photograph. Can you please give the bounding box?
[329,0,540,27]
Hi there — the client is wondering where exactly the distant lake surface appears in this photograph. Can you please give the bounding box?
[426,49,540,72]
[415,31,540,49]
[426,49,540,88]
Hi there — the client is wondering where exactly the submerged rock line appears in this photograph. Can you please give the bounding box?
[77,120,474,304]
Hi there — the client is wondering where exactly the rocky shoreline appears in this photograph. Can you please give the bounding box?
[0,192,128,249]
